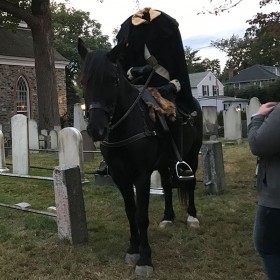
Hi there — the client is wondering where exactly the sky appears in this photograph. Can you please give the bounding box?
[58,0,278,69]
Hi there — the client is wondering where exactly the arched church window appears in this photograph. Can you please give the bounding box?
[16,76,30,118]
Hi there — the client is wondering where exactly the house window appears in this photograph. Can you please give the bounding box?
[202,85,209,96]
[16,76,30,118]
[212,85,219,96]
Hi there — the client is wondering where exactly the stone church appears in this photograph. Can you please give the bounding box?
[0,23,68,140]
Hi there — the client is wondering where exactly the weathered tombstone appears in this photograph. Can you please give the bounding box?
[201,140,225,194]
[28,119,39,153]
[49,130,58,150]
[58,127,85,180]
[74,103,87,132]
[53,164,88,244]
[41,129,48,136]
[54,125,61,133]
[0,130,9,172]
[81,130,95,162]
[202,106,218,140]
[11,114,29,175]
[246,97,261,126]
[223,106,242,144]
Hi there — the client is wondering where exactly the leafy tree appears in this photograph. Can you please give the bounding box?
[51,2,111,125]
[184,46,221,74]
[0,0,60,130]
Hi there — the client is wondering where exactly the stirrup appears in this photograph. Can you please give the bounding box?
[175,161,194,181]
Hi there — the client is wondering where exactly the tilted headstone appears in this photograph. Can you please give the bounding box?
[0,130,9,172]
[223,106,242,144]
[11,114,29,175]
[41,129,48,136]
[58,127,85,179]
[202,106,218,140]
[246,97,261,126]
[28,119,39,153]
[74,103,87,132]
[201,140,225,194]
[81,130,95,162]
[53,165,88,244]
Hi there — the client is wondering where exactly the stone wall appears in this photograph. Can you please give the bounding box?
[0,64,67,140]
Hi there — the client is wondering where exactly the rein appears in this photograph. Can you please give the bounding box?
[109,68,155,131]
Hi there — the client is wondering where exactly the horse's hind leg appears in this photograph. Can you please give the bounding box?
[158,168,175,228]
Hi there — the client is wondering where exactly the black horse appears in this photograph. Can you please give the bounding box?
[78,38,203,277]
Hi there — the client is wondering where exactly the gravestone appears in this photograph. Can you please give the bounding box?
[53,165,88,244]
[202,106,218,140]
[74,103,87,132]
[223,106,242,144]
[246,97,261,126]
[28,119,39,153]
[49,130,58,150]
[11,114,29,175]
[81,130,95,162]
[0,130,9,172]
[58,127,85,180]
[151,171,162,188]
[41,129,48,136]
[201,140,225,194]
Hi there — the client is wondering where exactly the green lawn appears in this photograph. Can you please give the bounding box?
[0,141,265,280]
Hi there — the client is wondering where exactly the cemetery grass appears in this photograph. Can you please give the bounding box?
[0,142,266,280]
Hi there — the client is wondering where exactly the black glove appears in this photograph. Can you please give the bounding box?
[157,83,177,99]
[130,65,153,79]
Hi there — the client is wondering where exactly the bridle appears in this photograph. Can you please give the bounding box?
[86,64,156,132]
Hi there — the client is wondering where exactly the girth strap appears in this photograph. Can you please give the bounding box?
[101,131,157,148]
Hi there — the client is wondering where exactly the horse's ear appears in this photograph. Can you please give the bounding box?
[78,38,88,60]
[107,39,126,63]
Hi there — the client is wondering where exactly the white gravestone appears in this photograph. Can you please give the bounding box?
[11,114,29,175]
[0,130,9,172]
[223,106,242,144]
[246,97,261,125]
[58,127,85,179]
[28,119,39,152]
[49,130,58,149]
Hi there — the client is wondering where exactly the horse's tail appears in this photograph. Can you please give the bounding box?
[177,187,189,208]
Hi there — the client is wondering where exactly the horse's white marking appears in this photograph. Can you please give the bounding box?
[125,253,140,266]
[135,265,154,277]
[159,220,173,229]
[187,216,200,228]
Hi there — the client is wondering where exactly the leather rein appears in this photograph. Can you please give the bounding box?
[87,69,157,148]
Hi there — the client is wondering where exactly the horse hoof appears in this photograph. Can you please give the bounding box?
[187,216,200,228]
[159,220,173,228]
[125,253,140,266]
[135,265,154,277]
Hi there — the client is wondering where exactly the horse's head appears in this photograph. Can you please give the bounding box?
[78,38,125,141]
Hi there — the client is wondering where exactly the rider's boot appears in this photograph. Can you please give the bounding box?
[168,118,194,182]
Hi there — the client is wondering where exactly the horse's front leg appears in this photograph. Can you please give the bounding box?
[134,174,154,277]
[115,182,140,265]
[158,168,175,228]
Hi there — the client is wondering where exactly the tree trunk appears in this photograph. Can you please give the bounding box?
[0,0,61,130]
[31,0,60,130]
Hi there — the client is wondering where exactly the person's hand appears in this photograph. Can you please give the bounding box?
[257,102,278,116]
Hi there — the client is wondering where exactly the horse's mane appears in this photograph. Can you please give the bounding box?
[80,50,109,86]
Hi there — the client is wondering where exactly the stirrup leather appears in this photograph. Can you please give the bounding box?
[175,161,194,181]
